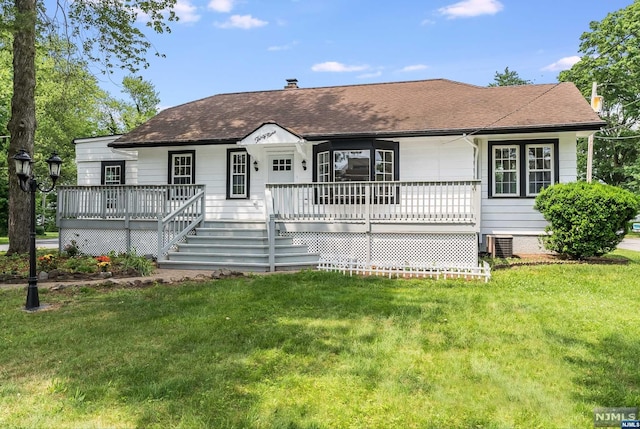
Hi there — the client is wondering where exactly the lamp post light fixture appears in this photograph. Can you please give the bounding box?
[12,149,62,311]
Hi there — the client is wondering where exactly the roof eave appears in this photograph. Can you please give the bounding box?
[109,122,606,148]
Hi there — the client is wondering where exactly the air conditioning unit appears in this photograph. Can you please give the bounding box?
[487,234,513,258]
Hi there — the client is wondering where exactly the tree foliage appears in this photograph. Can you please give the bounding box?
[534,182,640,258]
[4,0,175,253]
[98,75,160,134]
[488,67,532,87]
[0,31,162,236]
[559,2,640,191]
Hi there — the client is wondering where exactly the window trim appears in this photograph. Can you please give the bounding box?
[488,139,559,198]
[312,139,399,204]
[491,145,519,197]
[312,139,399,182]
[168,150,196,185]
[101,160,126,185]
[226,148,250,200]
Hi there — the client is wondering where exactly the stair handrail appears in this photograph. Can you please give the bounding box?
[264,187,276,272]
[157,187,206,260]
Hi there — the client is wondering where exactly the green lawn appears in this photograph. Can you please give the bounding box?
[1,251,640,429]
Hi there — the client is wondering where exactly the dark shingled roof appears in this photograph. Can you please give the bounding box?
[111,79,605,148]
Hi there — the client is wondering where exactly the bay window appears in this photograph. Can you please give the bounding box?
[313,140,399,203]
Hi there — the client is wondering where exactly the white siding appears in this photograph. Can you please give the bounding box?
[399,137,475,181]
[80,131,578,231]
[137,145,268,220]
[132,138,477,221]
[479,132,577,239]
[74,136,138,185]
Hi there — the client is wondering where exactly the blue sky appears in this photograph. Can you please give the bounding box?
[93,0,635,109]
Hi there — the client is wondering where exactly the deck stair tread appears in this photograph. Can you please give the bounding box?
[160,219,319,271]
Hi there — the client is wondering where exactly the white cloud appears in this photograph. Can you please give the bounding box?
[311,61,369,72]
[438,0,503,19]
[268,41,298,51]
[208,0,234,13]
[358,71,383,79]
[215,14,268,29]
[421,18,435,26]
[175,0,200,23]
[399,64,429,72]
[541,56,581,71]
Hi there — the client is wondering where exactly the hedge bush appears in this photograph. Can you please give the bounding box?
[534,182,640,258]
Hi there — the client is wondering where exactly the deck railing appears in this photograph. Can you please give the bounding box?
[266,180,480,224]
[57,185,205,220]
[57,185,206,258]
[158,188,206,259]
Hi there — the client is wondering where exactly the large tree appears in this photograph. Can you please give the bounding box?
[4,0,176,254]
[559,1,640,190]
[488,67,532,87]
[0,34,159,235]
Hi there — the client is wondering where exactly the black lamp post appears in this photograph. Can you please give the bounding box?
[12,149,62,311]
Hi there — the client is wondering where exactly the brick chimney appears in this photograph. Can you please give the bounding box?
[285,78,299,89]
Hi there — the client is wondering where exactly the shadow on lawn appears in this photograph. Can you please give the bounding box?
[31,271,458,428]
[547,329,640,409]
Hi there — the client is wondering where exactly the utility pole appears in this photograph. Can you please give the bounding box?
[587,82,603,183]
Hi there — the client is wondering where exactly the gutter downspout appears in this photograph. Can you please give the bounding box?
[462,133,480,180]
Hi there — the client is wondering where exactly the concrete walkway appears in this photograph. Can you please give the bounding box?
[0,238,58,252]
[617,236,640,252]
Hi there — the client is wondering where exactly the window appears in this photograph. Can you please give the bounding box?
[313,140,399,182]
[227,149,249,199]
[312,140,399,203]
[375,150,394,182]
[101,161,125,210]
[493,146,518,196]
[101,161,125,185]
[168,150,195,199]
[317,151,330,183]
[489,140,558,198]
[375,149,396,202]
[169,151,195,185]
[527,144,553,195]
[272,158,292,171]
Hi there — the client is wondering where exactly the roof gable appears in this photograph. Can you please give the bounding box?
[239,122,304,146]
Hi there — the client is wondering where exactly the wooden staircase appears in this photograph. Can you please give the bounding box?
[157,220,319,272]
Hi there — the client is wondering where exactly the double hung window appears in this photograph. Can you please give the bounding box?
[489,140,558,197]
[168,150,195,199]
[101,161,125,210]
[227,149,249,199]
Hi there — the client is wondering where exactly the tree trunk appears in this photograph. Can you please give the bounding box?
[7,0,37,255]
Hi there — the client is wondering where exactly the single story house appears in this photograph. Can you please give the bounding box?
[60,78,604,279]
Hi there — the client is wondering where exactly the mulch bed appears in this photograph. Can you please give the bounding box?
[491,253,630,270]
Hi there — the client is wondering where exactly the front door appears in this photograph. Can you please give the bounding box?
[268,154,294,184]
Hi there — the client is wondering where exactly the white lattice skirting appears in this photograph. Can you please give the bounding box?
[60,228,158,257]
[280,231,491,281]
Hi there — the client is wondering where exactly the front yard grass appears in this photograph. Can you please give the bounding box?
[1,250,640,428]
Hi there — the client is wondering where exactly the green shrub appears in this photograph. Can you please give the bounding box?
[534,182,640,258]
[113,251,155,276]
[62,256,99,273]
